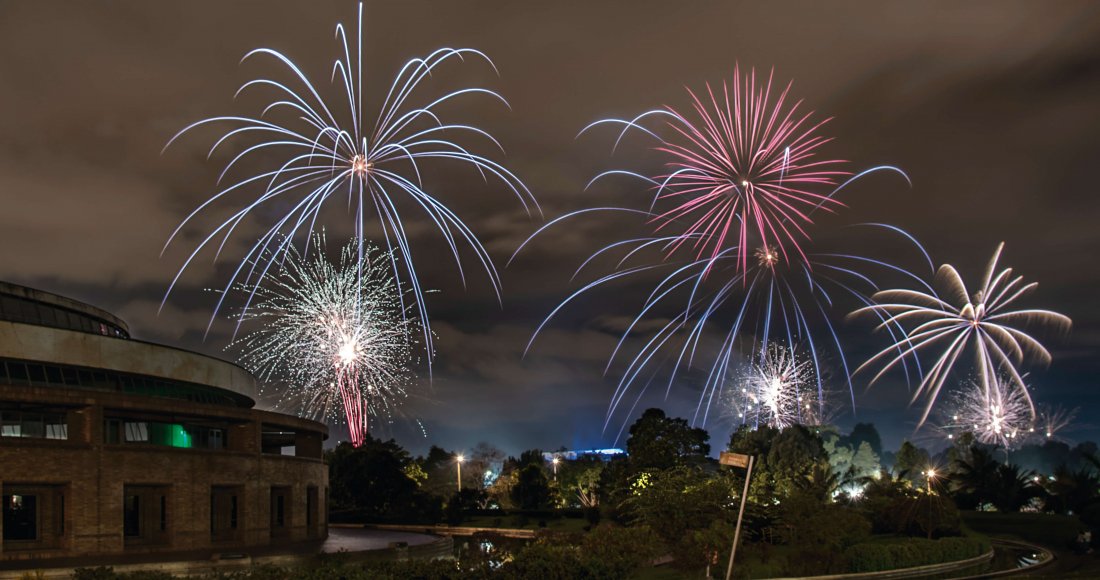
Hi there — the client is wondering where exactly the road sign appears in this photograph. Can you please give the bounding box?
[719,451,750,468]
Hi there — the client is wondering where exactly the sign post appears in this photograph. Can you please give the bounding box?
[719,452,754,580]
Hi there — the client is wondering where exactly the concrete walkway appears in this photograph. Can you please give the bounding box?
[319,527,438,552]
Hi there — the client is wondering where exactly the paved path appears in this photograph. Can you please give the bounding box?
[319,527,438,553]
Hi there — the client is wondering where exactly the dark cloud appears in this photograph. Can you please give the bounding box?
[1,1,1098,456]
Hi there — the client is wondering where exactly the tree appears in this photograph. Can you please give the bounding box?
[511,463,552,509]
[444,488,488,525]
[951,445,1000,510]
[327,438,442,522]
[626,408,710,470]
[1047,464,1100,514]
[418,445,462,497]
[466,441,506,491]
[846,423,883,456]
[728,424,829,503]
[894,440,931,485]
[777,489,871,574]
[556,454,604,508]
[990,463,1041,512]
[621,465,736,571]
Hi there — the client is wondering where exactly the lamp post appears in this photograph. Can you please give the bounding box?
[924,468,937,539]
[719,452,754,580]
[552,456,560,480]
[456,454,465,492]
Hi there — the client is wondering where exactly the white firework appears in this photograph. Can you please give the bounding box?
[231,234,418,446]
[854,242,1071,425]
[940,378,1031,448]
[162,3,538,367]
[729,344,823,429]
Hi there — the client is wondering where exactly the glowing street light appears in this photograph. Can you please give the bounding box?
[456,454,465,492]
[923,468,938,539]
[551,456,561,480]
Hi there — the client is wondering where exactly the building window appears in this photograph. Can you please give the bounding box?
[0,410,68,440]
[123,494,140,537]
[3,494,37,541]
[270,487,291,538]
[211,486,242,543]
[2,484,65,550]
[105,418,228,450]
[122,485,169,546]
[0,292,128,338]
[1,357,242,407]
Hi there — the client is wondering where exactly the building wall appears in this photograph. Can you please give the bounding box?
[0,283,328,563]
[0,386,328,562]
[0,321,256,405]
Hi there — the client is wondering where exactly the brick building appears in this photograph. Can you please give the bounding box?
[0,281,328,564]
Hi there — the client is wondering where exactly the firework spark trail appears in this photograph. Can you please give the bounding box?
[162,3,537,366]
[940,377,1032,449]
[578,66,849,276]
[516,205,930,433]
[727,343,824,429]
[510,67,927,433]
[1035,404,1077,441]
[231,235,418,447]
[853,242,1071,426]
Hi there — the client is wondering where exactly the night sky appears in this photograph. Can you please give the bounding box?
[2,1,1099,456]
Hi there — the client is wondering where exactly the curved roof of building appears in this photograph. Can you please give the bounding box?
[0,281,257,407]
[0,281,129,334]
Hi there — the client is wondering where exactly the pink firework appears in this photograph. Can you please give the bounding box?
[647,66,849,273]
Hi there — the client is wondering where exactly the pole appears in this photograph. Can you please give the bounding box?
[725,455,754,580]
[457,460,462,492]
[926,474,932,540]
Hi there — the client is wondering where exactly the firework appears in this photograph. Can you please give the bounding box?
[1035,404,1077,441]
[940,378,1031,448]
[231,235,418,447]
[517,209,927,437]
[728,343,824,429]
[511,68,925,437]
[853,242,1071,425]
[579,66,848,275]
[163,3,537,361]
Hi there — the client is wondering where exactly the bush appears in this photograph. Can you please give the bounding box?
[503,543,582,579]
[73,569,174,580]
[843,536,991,573]
[581,525,662,579]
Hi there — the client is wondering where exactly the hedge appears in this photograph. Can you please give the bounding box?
[843,536,992,573]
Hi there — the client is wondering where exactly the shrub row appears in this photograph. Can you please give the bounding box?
[843,536,992,573]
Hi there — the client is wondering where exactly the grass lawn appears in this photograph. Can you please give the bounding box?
[962,511,1080,547]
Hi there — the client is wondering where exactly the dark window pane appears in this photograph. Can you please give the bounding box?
[7,363,28,385]
[123,495,140,537]
[27,365,46,384]
[3,494,38,541]
[104,419,120,444]
[45,366,63,385]
[36,304,57,326]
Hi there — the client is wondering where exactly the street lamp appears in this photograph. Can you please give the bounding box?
[456,454,465,492]
[552,456,560,480]
[923,468,937,540]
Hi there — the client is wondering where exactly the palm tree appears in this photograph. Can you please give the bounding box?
[951,446,1000,510]
[990,463,1041,512]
